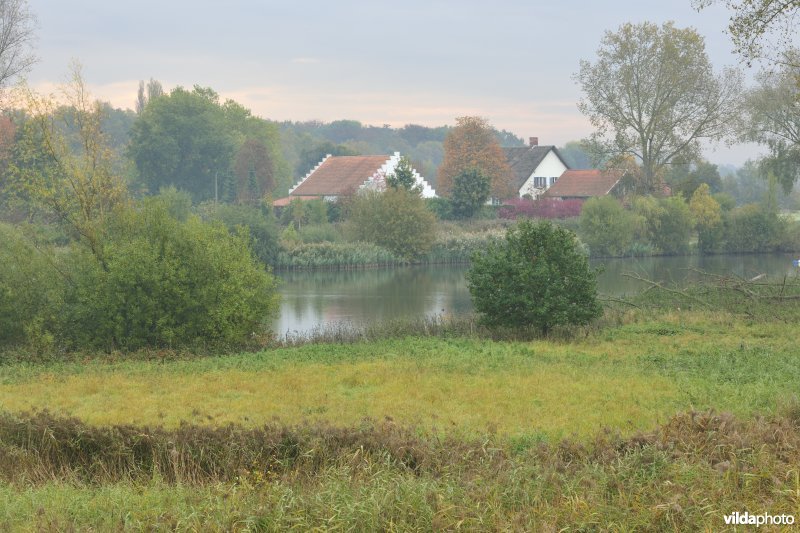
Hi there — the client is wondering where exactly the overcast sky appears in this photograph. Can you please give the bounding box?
[27,0,764,166]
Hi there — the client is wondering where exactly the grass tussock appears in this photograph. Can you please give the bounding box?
[1,409,800,530]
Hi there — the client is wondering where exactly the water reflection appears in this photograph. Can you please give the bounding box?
[274,254,799,334]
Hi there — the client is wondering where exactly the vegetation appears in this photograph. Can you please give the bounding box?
[437,116,514,198]
[693,0,800,64]
[2,289,800,529]
[576,21,741,192]
[579,196,638,256]
[467,220,602,332]
[385,154,419,192]
[128,85,288,202]
[450,167,490,218]
[345,188,436,260]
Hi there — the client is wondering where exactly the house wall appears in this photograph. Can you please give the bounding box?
[518,151,569,198]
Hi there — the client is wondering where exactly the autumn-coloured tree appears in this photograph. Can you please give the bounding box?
[689,183,723,252]
[437,116,513,199]
[12,63,128,263]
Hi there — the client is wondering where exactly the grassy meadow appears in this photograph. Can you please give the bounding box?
[1,305,799,530]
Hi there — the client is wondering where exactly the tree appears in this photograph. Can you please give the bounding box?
[134,78,163,114]
[665,159,724,198]
[652,197,694,254]
[0,0,36,94]
[386,155,419,192]
[743,60,800,192]
[296,141,356,177]
[10,63,128,263]
[233,138,274,204]
[466,220,602,333]
[61,201,279,350]
[558,140,594,169]
[579,196,640,256]
[438,116,513,199]
[575,22,742,193]
[689,183,723,252]
[693,0,800,65]
[346,188,436,260]
[451,167,490,219]
[129,86,287,202]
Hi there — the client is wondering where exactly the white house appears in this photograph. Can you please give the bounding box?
[503,137,570,199]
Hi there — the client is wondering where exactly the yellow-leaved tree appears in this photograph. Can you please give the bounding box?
[11,62,128,265]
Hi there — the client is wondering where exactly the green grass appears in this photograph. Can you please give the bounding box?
[0,310,798,438]
[1,308,800,530]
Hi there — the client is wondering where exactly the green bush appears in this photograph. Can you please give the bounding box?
[298,223,341,244]
[59,203,280,350]
[425,197,455,220]
[579,196,639,256]
[466,220,602,333]
[208,202,281,266]
[451,168,490,219]
[345,189,436,260]
[722,204,789,253]
[653,197,693,255]
[0,223,62,349]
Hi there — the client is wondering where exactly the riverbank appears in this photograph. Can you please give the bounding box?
[1,306,799,530]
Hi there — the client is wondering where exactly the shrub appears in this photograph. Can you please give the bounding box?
[633,196,693,255]
[499,198,584,220]
[466,220,602,333]
[208,202,281,265]
[59,203,280,350]
[579,196,639,256]
[722,204,789,253]
[298,223,342,244]
[345,189,436,260]
[426,197,455,220]
[0,223,62,348]
[451,168,491,219]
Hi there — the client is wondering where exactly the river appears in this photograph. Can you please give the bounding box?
[272,254,800,335]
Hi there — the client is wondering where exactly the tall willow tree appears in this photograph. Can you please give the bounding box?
[575,22,742,193]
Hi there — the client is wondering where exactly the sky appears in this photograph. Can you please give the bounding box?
[27,0,766,166]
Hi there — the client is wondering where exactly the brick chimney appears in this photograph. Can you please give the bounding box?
[529,136,538,147]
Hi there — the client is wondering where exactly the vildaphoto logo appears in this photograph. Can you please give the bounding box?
[724,511,795,527]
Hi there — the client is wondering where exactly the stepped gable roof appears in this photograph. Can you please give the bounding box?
[503,145,567,188]
[543,169,625,198]
[291,155,390,196]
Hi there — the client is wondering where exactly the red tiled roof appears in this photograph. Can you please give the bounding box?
[543,169,625,198]
[291,155,390,196]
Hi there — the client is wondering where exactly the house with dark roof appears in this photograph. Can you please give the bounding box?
[273,152,436,207]
[503,137,570,199]
[542,169,629,201]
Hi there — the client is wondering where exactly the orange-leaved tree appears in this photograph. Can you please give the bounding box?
[437,116,513,199]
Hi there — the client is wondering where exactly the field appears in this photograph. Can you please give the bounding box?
[1,308,799,530]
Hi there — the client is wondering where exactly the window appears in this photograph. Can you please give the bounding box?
[534,176,546,188]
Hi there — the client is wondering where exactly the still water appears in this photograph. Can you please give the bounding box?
[272,254,800,334]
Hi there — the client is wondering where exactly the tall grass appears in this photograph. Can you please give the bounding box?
[1,409,800,530]
[275,241,402,270]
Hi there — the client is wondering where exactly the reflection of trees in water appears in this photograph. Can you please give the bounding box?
[594,254,797,297]
[277,265,473,327]
[277,255,799,333]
